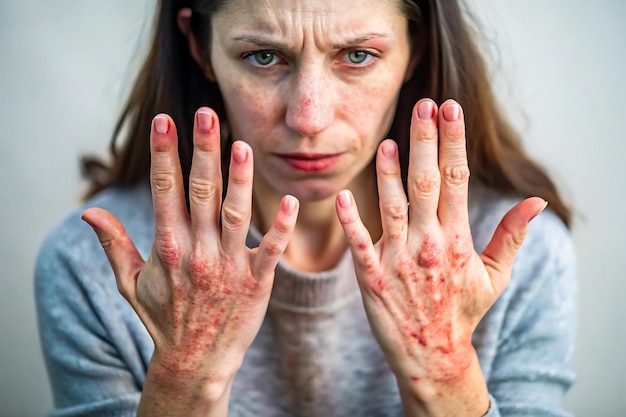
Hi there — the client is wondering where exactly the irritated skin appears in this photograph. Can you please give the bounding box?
[335,101,547,416]
[81,0,548,416]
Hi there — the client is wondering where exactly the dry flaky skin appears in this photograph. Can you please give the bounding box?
[82,98,545,417]
[82,108,300,417]
[335,99,547,417]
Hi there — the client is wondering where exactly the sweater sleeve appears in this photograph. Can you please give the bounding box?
[479,210,578,417]
[34,208,150,417]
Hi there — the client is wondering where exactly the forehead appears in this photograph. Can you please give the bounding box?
[212,0,407,42]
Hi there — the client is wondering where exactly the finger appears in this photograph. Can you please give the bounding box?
[376,140,409,246]
[336,190,380,279]
[437,100,471,227]
[252,195,299,278]
[81,207,144,304]
[220,141,255,254]
[189,108,223,236]
[407,99,441,227]
[481,197,548,293]
[150,114,188,236]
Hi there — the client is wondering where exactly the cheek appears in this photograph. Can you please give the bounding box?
[337,73,404,138]
[221,80,280,142]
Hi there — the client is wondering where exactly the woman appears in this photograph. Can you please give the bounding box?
[35,0,577,416]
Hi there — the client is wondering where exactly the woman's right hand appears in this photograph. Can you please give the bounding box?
[81,108,299,416]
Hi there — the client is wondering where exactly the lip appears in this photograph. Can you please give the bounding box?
[275,152,343,173]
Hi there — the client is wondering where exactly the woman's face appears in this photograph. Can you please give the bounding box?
[208,0,413,202]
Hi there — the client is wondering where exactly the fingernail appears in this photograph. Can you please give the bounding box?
[197,110,213,133]
[154,115,169,134]
[282,195,298,214]
[530,200,549,222]
[381,140,397,159]
[232,141,248,164]
[418,100,434,120]
[442,103,460,122]
[338,190,352,208]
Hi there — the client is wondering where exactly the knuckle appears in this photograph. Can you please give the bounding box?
[187,251,212,288]
[442,165,470,188]
[414,123,438,142]
[98,235,116,252]
[273,219,292,235]
[418,238,443,269]
[151,171,177,194]
[261,239,284,258]
[447,234,472,267]
[445,122,465,141]
[380,198,408,221]
[412,169,441,198]
[189,177,217,203]
[221,204,249,230]
[229,172,249,186]
[155,230,182,268]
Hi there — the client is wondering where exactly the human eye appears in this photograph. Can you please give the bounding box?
[242,50,280,67]
[341,50,377,66]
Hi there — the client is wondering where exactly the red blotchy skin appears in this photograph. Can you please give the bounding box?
[394,235,467,359]
[418,235,441,269]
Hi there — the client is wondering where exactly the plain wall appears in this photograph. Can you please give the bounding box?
[1,1,624,416]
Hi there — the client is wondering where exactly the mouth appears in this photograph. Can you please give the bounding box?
[275,152,344,173]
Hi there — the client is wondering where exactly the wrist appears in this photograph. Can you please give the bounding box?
[140,349,239,416]
[396,349,490,417]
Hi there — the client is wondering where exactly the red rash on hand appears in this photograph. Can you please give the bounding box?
[417,235,441,269]
[392,234,469,360]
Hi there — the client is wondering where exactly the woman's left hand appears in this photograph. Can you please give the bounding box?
[335,99,546,415]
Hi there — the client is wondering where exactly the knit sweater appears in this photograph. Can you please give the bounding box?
[35,182,577,416]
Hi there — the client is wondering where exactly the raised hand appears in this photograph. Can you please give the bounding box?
[336,99,546,416]
[82,108,299,416]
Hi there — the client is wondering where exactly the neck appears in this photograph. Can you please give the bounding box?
[252,169,381,272]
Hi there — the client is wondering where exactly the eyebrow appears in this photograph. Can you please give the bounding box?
[230,33,390,50]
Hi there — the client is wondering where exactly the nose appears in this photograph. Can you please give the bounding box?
[285,66,334,137]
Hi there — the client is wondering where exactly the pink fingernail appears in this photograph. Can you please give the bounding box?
[381,141,397,159]
[232,142,248,164]
[442,103,460,122]
[154,115,169,134]
[197,110,213,133]
[530,200,549,222]
[282,195,298,214]
[338,190,352,208]
[418,101,434,120]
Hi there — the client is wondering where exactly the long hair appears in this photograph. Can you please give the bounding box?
[82,0,572,227]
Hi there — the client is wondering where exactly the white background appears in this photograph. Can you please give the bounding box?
[1,1,624,415]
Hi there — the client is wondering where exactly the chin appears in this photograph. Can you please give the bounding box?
[278,179,347,203]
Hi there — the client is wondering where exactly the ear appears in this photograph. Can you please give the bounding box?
[177,8,216,82]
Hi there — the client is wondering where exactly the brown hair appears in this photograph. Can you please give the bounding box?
[82,0,572,227]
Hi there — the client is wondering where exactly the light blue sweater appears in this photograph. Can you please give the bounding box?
[35,182,577,416]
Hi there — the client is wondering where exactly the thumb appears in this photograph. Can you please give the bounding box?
[81,207,145,303]
[481,197,548,294]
